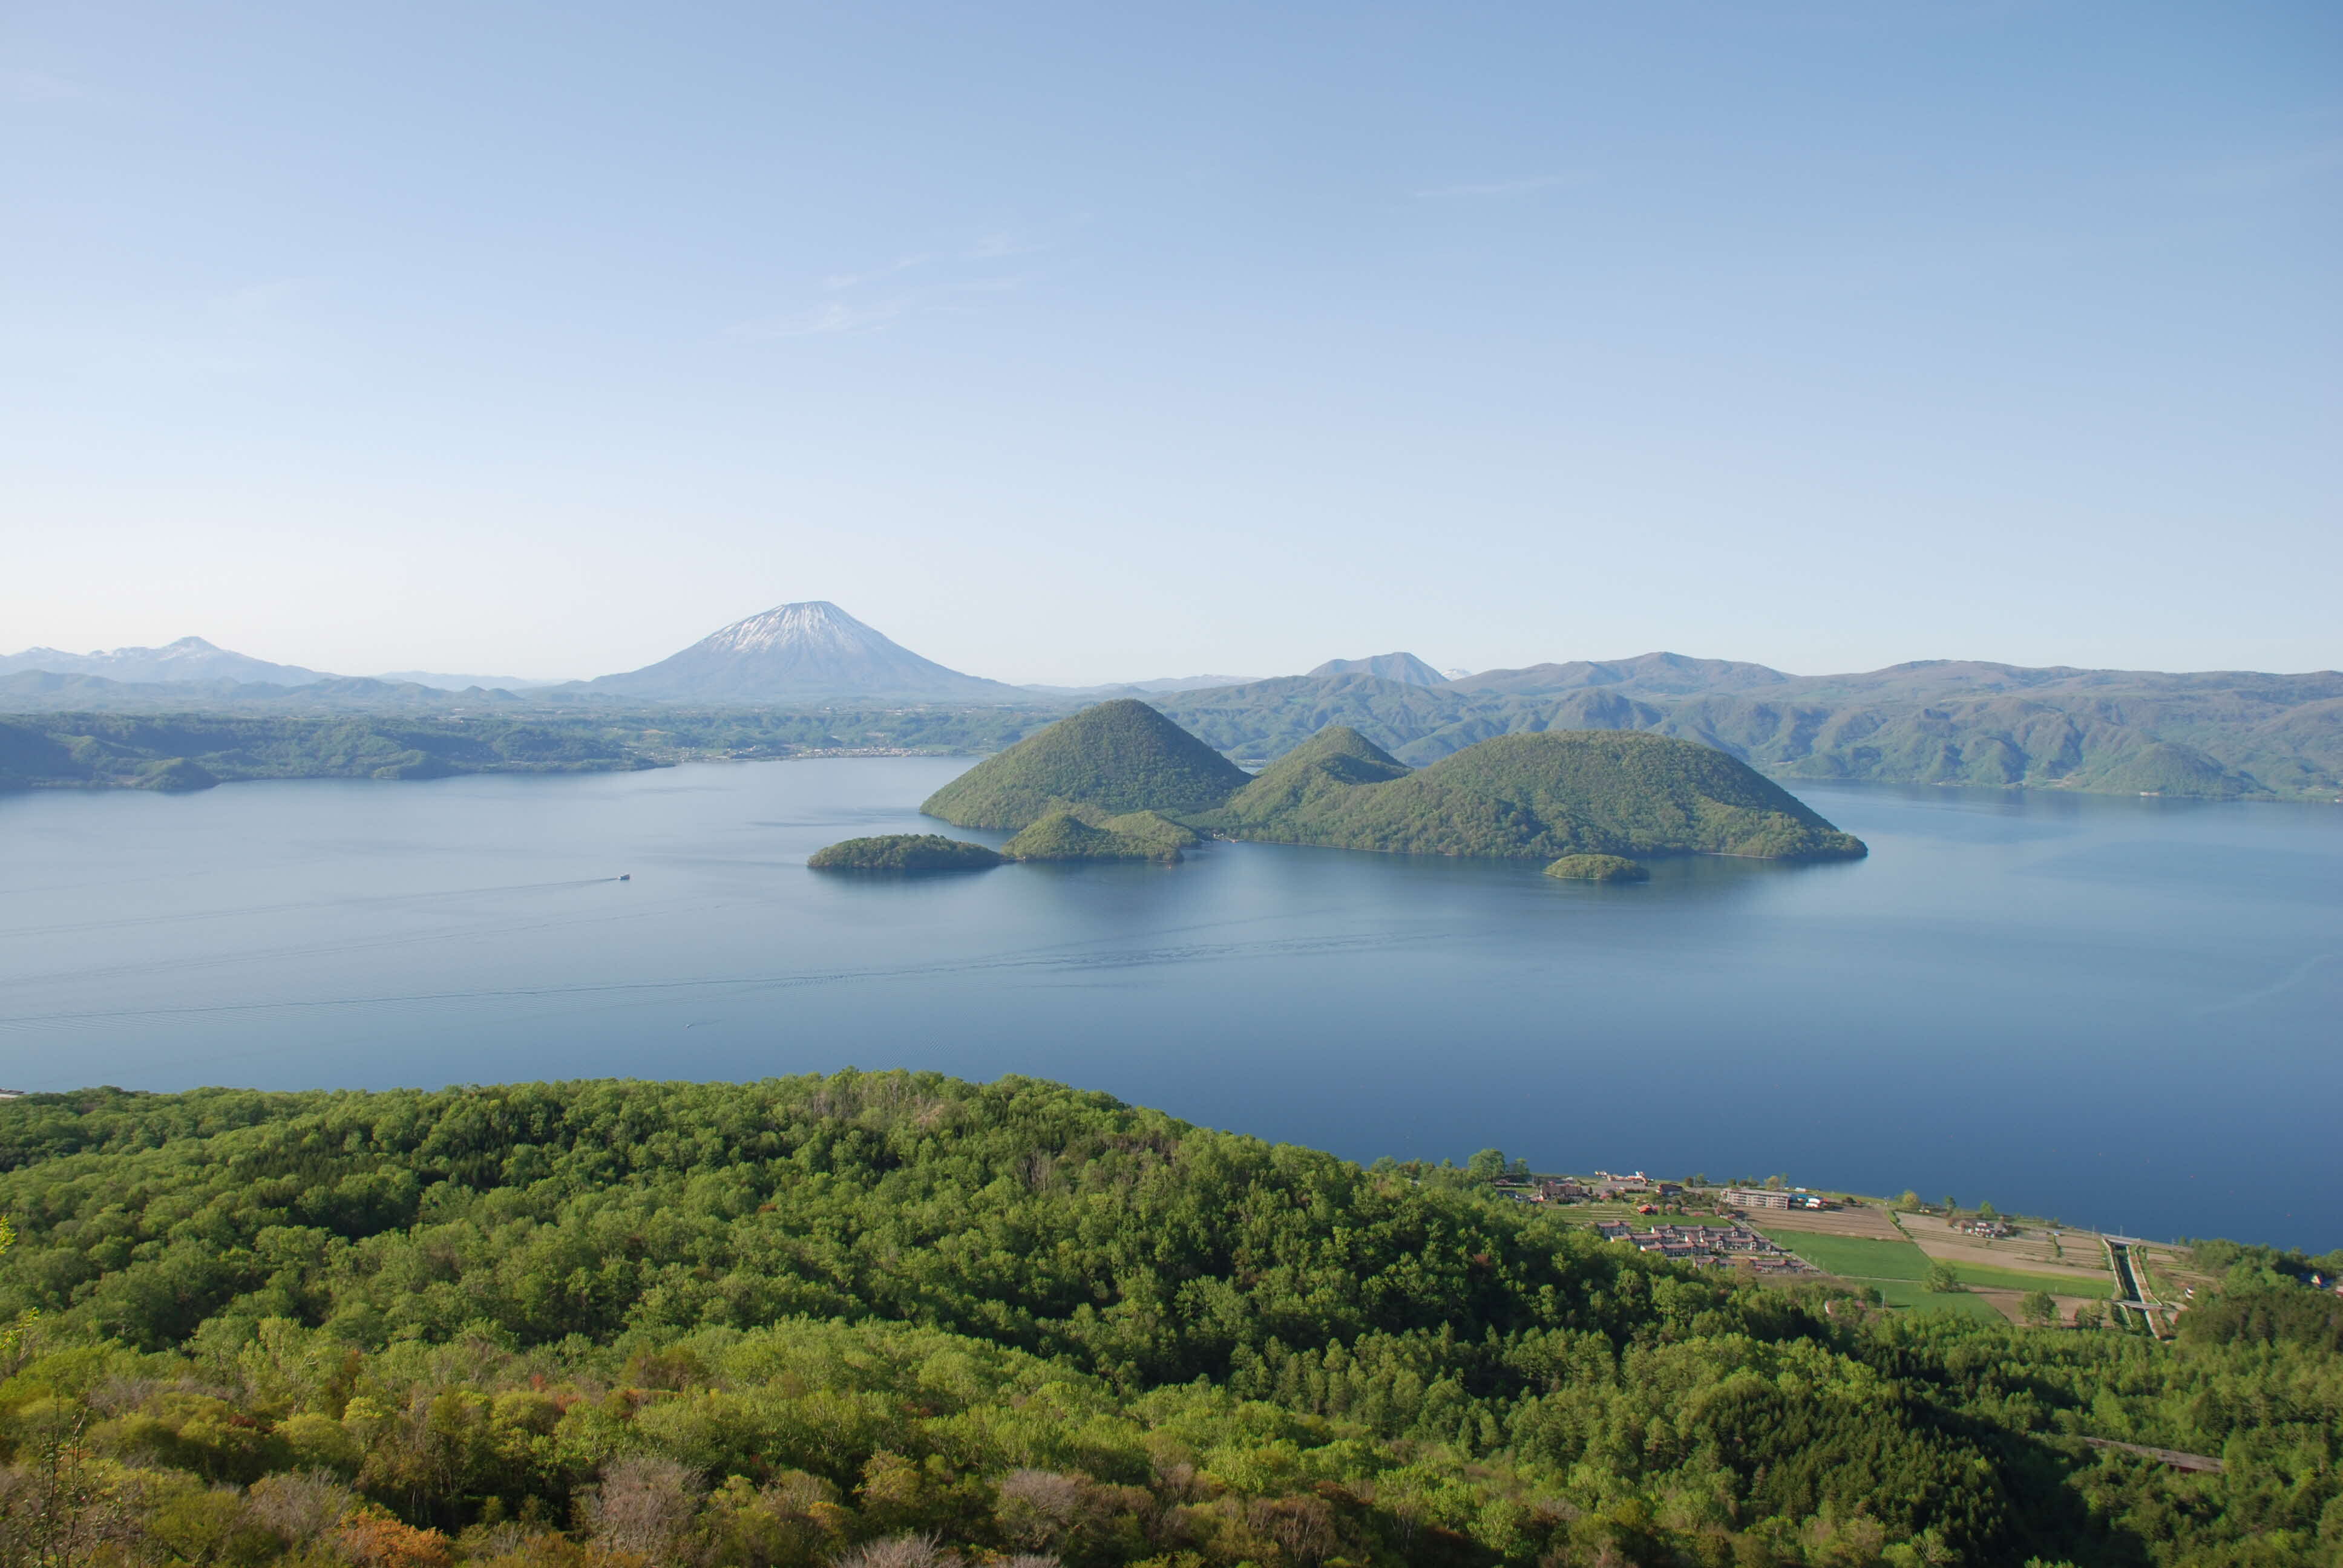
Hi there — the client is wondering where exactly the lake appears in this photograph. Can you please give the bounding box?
[4,759,2338,1250]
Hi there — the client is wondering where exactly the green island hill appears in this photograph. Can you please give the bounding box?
[0,1071,2333,1566]
[806,833,1004,871]
[1545,852,1650,881]
[1002,803,1198,861]
[1194,725,1868,861]
[921,697,1250,829]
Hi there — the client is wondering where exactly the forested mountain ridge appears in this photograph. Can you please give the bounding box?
[9,640,2332,797]
[0,1073,2335,1566]
[1151,662,2343,799]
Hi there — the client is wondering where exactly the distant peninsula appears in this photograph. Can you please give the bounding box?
[920,702,1866,864]
[807,834,1004,871]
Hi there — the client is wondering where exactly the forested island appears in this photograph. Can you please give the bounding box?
[0,1072,2334,1566]
[807,835,1006,871]
[807,811,1199,869]
[924,703,1866,863]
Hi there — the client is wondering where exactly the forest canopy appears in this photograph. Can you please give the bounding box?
[0,1073,2332,1567]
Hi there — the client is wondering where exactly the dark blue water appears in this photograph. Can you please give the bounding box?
[4,759,2337,1250]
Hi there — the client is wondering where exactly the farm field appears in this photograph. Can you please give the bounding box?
[1967,1285,2117,1327]
[1757,1229,1935,1279]
[1941,1258,2116,1295]
[1729,1203,1906,1241]
[1872,1279,2010,1321]
[1753,1227,2111,1322]
[1892,1212,2111,1278]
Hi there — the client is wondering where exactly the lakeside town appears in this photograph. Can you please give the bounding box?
[1486,1168,2217,1336]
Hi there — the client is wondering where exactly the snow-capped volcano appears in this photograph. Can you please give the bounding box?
[586,601,1021,701]
[0,635,332,686]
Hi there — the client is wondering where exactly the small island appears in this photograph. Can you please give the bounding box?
[1545,853,1650,882]
[807,834,1004,871]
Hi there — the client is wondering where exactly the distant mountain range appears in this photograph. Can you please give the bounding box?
[7,609,2338,799]
[1149,661,2343,800]
[1021,675,1265,698]
[0,636,333,687]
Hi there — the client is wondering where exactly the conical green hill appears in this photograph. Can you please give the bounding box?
[1200,725,1411,831]
[922,699,1250,829]
[1209,729,1866,861]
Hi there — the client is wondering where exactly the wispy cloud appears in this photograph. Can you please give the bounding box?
[732,299,908,341]
[1413,173,1585,200]
[732,228,1050,344]
[819,254,929,292]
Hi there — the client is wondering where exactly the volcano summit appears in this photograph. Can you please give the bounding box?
[584,601,1023,702]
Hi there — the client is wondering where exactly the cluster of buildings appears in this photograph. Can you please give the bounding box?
[1498,1171,1841,1216]
[1720,1186,1835,1212]
[1591,1220,1814,1273]
[1502,1170,1686,1204]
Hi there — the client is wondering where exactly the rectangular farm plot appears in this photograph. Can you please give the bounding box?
[1893,1213,2110,1279]
[1943,1259,2118,1296]
[1756,1229,1934,1279]
[1729,1204,1906,1241]
[1754,1229,2092,1321]
[1873,1281,2010,1322]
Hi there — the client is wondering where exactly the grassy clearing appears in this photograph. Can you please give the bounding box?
[1872,1280,2010,1321]
[1756,1229,2076,1320]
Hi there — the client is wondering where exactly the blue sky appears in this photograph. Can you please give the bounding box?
[4,2,2336,682]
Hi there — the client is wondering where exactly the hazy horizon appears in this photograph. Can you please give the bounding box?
[5,4,2336,683]
[8,610,2343,691]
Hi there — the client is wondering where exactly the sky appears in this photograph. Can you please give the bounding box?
[2,3,2336,685]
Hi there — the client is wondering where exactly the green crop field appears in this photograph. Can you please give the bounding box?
[1755,1229,2096,1320]
[1870,1279,2011,1321]
[1760,1229,1934,1279]
[1944,1258,2117,1295]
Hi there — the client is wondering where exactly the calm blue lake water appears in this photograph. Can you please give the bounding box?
[4,759,2338,1250]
